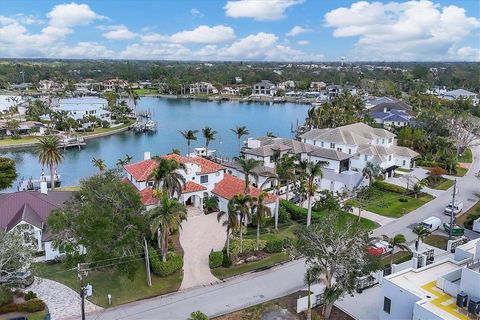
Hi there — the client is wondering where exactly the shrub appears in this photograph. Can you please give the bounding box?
[0,286,13,307]
[149,247,183,277]
[24,291,37,301]
[264,239,283,253]
[278,207,290,223]
[373,180,407,194]
[280,200,323,223]
[229,238,266,256]
[222,254,232,268]
[18,299,46,313]
[464,213,480,230]
[188,311,209,320]
[416,159,446,169]
[209,251,224,269]
[399,198,408,203]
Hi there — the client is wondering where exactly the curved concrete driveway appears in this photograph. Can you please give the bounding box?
[179,207,227,290]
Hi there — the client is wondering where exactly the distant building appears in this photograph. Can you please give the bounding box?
[103,78,129,91]
[189,82,218,95]
[368,110,414,128]
[55,97,111,124]
[37,80,65,93]
[252,80,277,96]
[0,95,27,114]
[310,81,326,91]
[221,85,248,95]
[441,89,479,106]
[235,77,243,83]
[277,80,296,91]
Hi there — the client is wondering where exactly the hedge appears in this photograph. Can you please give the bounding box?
[373,180,407,194]
[209,251,224,269]
[0,286,13,307]
[416,159,446,169]
[0,299,46,314]
[280,200,322,223]
[24,291,37,301]
[230,238,266,256]
[148,247,183,277]
[264,239,283,253]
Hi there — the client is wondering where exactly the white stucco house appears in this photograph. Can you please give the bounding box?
[189,82,218,95]
[252,80,277,96]
[441,89,479,106]
[0,189,73,261]
[54,97,111,125]
[299,123,420,179]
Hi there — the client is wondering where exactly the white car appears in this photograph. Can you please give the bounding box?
[444,201,463,216]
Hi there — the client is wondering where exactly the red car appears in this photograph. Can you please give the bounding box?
[368,241,393,257]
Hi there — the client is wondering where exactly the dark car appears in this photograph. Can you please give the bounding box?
[290,195,301,204]
[0,271,34,288]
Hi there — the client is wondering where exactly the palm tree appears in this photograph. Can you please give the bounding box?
[202,126,217,158]
[150,158,186,198]
[217,202,239,257]
[231,194,252,254]
[230,126,249,153]
[147,195,187,261]
[37,136,64,190]
[412,225,431,251]
[277,154,296,201]
[126,87,140,111]
[116,154,133,166]
[382,234,410,269]
[305,161,328,226]
[6,119,20,137]
[92,157,106,172]
[362,161,382,186]
[252,193,271,251]
[179,129,198,157]
[233,157,262,193]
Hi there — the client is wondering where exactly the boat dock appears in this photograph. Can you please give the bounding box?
[18,174,61,191]
[59,136,86,149]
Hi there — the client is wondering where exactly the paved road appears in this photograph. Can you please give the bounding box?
[85,145,480,320]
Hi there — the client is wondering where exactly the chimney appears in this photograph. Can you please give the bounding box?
[144,152,151,160]
[40,181,48,195]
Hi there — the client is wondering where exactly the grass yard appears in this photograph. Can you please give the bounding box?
[0,310,49,320]
[33,260,182,307]
[456,200,480,229]
[80,120,134,136]
[422,177,455,190]
[244,222,298,242]
[0,135,40,145]
[381,251,413,268]
[424,234,449,250]
[55,185,80,191]
[211,253,289,280]
[349,187,433,218]
[458,148,473,163]
[133,88,159,95]
[454,166,468,177]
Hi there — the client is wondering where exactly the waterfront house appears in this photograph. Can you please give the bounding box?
[37,80,65,93]
[221,85,249,96]
[0,95,28,114]
[0,189,74,261]
[365,97,412,113]
[277,80,296,91]
[252,80,277,96]
[441,89,479,106]
[235,77,243,83]
[103,78,129,91]
[300,123,419,178]
[189,82,218,95]
[310,81,326,91]
[368,110,414,128]
[55,97,111,126]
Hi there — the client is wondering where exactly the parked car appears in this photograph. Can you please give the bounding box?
[444,201,463,216]
[419,216,442,232]
[0,271,34,288]
[368,240,393,256]
[443,223,465,236]
[290,195,301,204]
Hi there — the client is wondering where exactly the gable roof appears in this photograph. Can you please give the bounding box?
[124,159,157,182]
[0,191,72,231]
[182,181,207,193]
[389,146,420,158]
[369,101,411,113]
[443,89,477,98]
[212,174,277,204]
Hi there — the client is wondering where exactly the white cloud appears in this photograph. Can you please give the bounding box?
[224,0,304,21]
[170,25,235,44]
[53,42,114,58]
[101,25,137,40]
[141,33,170,43]
[47,2,106,27]
[324,1,480,60]
[297,40,309,45]
[451,46,480,61]
[286,25,311,37]
[15,14,45,25]
[190,8,204,17]
[120,43,192,60]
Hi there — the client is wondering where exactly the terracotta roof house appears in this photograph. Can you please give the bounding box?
[0,190,73,260]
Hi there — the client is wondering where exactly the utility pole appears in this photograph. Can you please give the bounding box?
[448,179,457,240]
[144,237,152,287]
[77,263,89,320]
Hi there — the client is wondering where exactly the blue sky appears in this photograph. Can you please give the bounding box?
[0,0,479,61]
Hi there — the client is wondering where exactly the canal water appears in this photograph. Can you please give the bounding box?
[1,97,309,190]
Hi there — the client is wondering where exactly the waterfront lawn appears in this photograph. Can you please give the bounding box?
[33,260,182,307]
[81,120,134,136]
[458,148,472,163]
[55,185,81,191]
[133,88,159,95]
[211,253,289,280]
[349,187,433,218]
[424,234,448,250]
[0,135,40,146]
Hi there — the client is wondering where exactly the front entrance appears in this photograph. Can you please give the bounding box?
[184,194,202,208]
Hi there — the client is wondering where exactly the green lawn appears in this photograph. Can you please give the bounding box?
[458,148,473,163]
[0,310,49,320]
[422,177,455,190]
[80,120,134,136]
[381,251,413,268]
[133,88,159,95]
[244,222,298,242]
[456,200,480,229]
[55,185,81,191]
[0,135,40,145]
[349,187,434,218]
[424,234,449,250]
[454,166,468,177]
[33,261,182,307]
[211,253,289,280]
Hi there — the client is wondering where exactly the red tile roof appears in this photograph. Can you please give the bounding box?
[123,159,157,182]
[163,154,225,174]
[139,187,158,206]
[212,174,277,204]
[182,181,207,193]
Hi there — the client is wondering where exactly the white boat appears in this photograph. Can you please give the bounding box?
[188,147,216,158]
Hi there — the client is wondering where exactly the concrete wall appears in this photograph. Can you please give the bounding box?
[412,301,444,320]
[459,267,480,297]
[380,279,420,320]
[44,241,64,261]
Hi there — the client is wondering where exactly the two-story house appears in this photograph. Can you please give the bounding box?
[252,80,277,96]
[55,97,111,125]
[189,82,218,95]
[299,123,419,179]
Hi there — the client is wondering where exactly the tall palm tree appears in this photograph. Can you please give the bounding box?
[232,194,252,254]
[230,126,249,153]
[233,157,262,193]
[37,136,64,190]
[217,202,240,257]
[412,225,431,251]
[147,195,187,261]
[202,126,217,158]
[382,234,410,269]
[92,157,106,172]
[116,154,133,166]
[252,193,271,251]
[179,129,198,157]
[277,154,296,201]
[362,161,382,186]
[295,159,309,207]
[150,157,186,198]
[305,161,328,226]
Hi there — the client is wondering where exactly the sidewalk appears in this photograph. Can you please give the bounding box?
[352,208,396,226]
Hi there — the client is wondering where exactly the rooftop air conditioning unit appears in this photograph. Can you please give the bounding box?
[468,297,480,315]
[456,291,468,308]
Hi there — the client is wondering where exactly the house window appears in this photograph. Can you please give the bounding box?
[402,160,406,166]
[216,172,220,176]
[330,143,335,149]
[200,175,208,184]
[382,139,385,144]
[388,138,393,143]
[337,147,342,152]
[348,149,352,154]
[364,155,368,161]
[147,181,154,187]
[383,297,391,314]
[388,155,392,161]
[313,140,316,146]
[321,141,324,147]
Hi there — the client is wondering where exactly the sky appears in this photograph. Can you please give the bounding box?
[0,0,479,61]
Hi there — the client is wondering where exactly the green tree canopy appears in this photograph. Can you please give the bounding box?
[0,157,17,190]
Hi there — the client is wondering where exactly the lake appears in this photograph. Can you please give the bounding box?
[1,97,309,190]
